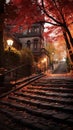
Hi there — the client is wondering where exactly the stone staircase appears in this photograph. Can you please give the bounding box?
[0,75,73,130]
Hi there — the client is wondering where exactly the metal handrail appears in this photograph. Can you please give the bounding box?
[0,64,34,84]
[4,64,25,75]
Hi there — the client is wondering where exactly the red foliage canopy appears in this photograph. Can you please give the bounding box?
[5,0,44,32]
[5,0,73,43]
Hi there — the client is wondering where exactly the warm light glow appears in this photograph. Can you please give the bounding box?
[7,39,13,46]
[41,60,44,63]
[6,0,10,4]
[43,58,47,62]
[52,52,54,55]
[55,59,58,61]
[62,58,66,61]
[41,58,47,63]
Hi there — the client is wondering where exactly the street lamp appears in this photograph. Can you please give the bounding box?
[7,39,13,51]
[51,52,55,70]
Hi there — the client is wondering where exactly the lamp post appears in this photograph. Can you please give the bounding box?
[51,52,54,70]
[7,39,13,51]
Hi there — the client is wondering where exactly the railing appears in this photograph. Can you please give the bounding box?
[0,64,35,85]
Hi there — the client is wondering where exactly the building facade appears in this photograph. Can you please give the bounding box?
[12,22,50,73]
[16,23,50,72]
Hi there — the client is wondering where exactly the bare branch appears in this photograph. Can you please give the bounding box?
[37,20,61,26]
[40,0,63,26]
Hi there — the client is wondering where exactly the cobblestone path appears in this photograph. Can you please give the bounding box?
[0,74,73,130]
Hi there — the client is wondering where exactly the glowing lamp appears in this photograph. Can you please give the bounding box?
[7,39,13,51]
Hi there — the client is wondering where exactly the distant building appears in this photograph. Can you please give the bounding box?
[18,23,44,47]
[16,22,50,71]
[17,23,43,58]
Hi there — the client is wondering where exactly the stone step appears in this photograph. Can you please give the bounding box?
[0,108,50,130]
[32,82,73,88]
[0,100,73,125]
[27,85,73,92]
[7,95,73,113]
[34,78,73,83]
[26,86,73,98]
[22,88,73,97]
[32,78,73,88]
[32,78,73,82]
[14,92,73,105]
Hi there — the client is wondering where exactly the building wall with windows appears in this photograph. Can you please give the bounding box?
[15,23,50,71]
[18,23,44,52]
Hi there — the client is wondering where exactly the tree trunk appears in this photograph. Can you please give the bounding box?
[0,31,4,67]
[0,0,5,67]
[63,32,70,49]
[65,25,73,47]
[63,31,73,64]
